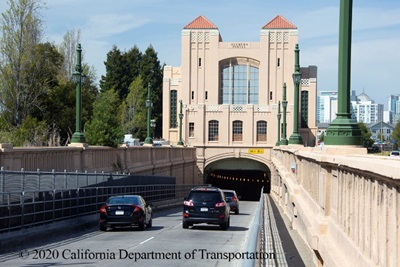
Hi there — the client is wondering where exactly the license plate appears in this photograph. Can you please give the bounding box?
[115,211,124,215]
[200,207,208,212]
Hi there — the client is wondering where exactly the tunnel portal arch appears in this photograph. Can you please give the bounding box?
[204,158,271,201]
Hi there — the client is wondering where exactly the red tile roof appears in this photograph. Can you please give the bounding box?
[184,16,218,29]
[262,15,297,29]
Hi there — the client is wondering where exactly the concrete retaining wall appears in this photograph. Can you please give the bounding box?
[271,145,400,267]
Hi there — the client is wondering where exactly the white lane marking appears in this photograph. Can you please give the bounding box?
[140,236,154,244]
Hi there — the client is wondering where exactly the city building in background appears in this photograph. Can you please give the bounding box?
[387,94,400,125]
[316,91,337,123]
[351,92,383,124]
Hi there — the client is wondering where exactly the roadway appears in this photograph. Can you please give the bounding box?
[0,201,264,266]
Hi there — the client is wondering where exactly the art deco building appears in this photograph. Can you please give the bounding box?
[162,15,317,182]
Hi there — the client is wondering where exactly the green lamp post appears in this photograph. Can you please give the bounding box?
[324,0,362,145]
[288,44,303,145]
[177,100,184,146]
[71,44,86,144]
[144,82,153,145]
[280,83,288,145]
[276,101,281,146]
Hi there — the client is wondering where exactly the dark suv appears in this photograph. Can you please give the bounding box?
[182,186,230,230]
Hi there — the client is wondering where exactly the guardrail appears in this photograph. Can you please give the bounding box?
[0,184,194,233]
[242,187,264,267]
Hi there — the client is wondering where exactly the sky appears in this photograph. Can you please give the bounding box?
[0,0,399,109]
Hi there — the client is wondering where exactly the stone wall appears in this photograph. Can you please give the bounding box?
[271,145,400,267]
[0,144,200,185]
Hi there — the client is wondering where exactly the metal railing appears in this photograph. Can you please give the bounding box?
[0,184,194,233]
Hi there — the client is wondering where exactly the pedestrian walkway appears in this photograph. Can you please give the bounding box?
[259,194,314,267]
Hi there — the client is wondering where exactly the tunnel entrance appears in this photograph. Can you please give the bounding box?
[204,158,271,201]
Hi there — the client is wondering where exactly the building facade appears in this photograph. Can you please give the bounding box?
[351,92,383,124]
[162,15,317,176]
[388,94,400,125]
[317,91,338,123]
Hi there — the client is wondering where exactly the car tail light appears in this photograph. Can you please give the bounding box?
[219,214,225,219]
[184,200,194,207]
[215,202,226,207]
[231,196,238,202]
[100,205,108,214]
[131,205,141,213]
[183,213,189,218]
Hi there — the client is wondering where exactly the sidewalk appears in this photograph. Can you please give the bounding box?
[260,194,314,267]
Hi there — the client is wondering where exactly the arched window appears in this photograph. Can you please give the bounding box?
[219,58,259,104]
[257,121,267,142]
[232,120,243,141]
[208,120,219,141]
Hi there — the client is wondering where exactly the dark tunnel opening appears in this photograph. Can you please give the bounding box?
[205,169,270,201]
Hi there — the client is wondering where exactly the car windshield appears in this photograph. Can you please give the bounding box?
[107,196,141,205]
[391,151,399,156]
[189,191,222,202]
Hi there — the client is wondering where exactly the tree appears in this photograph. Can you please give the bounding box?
[58,29,81,81]
[0,0,45,127]
[85,89,123,147]
[358,122,373,147]
[121,76,147,139]
[139,45,163,138]
[100,45,142,100]
[391,121,400,149]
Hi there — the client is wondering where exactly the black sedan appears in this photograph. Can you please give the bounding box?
[99,195,152,231]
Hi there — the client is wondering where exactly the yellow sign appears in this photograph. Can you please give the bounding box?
[248,149,264,154]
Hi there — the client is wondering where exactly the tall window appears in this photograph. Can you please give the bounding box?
[170,90,177,128]
[220,58,259,104]
[189,122,194,138]
[257,121,267,142]
[232,121,243,141]
[301,91,309,128]
[208,120,219,141]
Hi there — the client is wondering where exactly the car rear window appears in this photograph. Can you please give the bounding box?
[189,191,222,202]
[108,196,140,205]
[223,192,234,197]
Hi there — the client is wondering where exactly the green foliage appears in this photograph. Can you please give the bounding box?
[0,0,45,127]
[319,132,325,142]
[100,45,142,100]
[358,122,373,147]
[13,116,49,146]
[139,45,163,138]
[85,90,123,147]
[121,76,147,140]
[391,121,400,149]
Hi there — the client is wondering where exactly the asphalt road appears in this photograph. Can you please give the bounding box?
[0,201,263,267]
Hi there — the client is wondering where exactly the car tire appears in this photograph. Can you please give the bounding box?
[147,219,152,228]
[99,223,107,232]
[182,221,189,229]
[139,222,146,231]
[220,219,229,230]
[235,209,239,215]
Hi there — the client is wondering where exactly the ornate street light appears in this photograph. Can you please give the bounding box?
[150,119,156,140]
[177,100,184,146]
[280,83,288,145]
[276,101,281,146]
[71,44,86,144]
[144,82,153,145]
[288,44,303,145]
[324,0,362,145]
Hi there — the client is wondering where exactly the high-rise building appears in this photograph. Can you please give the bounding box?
[387,94,400,124]
[163,15,318,152]
[351,92,383,124]
[316,91,337,123]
